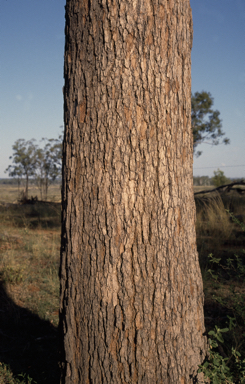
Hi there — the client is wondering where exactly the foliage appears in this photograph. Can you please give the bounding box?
[212,169,230,187]
[5,139,38,199]
[192,91,230,156]
[0,362,36,384]
[199,322,245,384]
[35,136,62,200]
[5,134,62,201]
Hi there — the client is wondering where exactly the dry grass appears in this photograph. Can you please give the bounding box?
[0,183,245,383]
[0,184,61,204]
[195,191,245,268]
[193,185,214,193]
[0,194,60,383]
[0,228,60,326]
[196,194,233,244]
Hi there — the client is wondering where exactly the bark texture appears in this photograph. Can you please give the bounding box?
[60,0,207,383]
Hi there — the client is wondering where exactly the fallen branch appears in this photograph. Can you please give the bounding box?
[194,181,245,196]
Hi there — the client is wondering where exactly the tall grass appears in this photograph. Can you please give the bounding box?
[196,194,232,242]
[196,192,245,270]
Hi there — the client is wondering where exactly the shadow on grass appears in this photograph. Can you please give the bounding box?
[0,280,59,384]
[0,201,61,230]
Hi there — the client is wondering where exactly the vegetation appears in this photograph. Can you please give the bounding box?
[5,136,62,201]
[194,175,213,187]
[192,91,230,157]
[194,169,238,189]
[5,139,38,200]
[0,186,61,384]
[4,90,228,200]
[196,189,245,383]
[35,137,62,201]
[0,183,61,205]
[0,183,245,383]
[212,168,231,187]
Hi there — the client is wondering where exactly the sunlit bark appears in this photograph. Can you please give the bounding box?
[60,1,207,382]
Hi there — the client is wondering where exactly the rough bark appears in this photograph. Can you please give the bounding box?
[60,0,208,383]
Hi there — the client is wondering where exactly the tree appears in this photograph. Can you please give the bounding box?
[60,1,207,383]
[193,175,212,187]
[35,136,62,200]
[211,169,230,187]
[5,139,37,200]
[192,91,230,157]
[5,164,23,191]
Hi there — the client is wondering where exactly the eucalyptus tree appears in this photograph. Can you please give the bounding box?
[36,136,62,200]
[60,1,207,383]
[192,91,230,157]
[5,138,37,200]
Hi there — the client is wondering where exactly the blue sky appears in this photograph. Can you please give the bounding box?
[191,0,245,178]
[0,0,244,178]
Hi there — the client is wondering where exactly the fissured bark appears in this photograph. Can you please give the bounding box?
[60,1,207,383]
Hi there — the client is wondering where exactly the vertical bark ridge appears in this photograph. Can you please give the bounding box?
[60,0,207,383]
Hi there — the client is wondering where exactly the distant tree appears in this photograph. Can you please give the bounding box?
[192,91,230,156]
[5,139,38,199]
[193,175,212,187]
[35,148,45,200]
[5,164,23,191]
[35,136,62,200]
[211,169,230,187]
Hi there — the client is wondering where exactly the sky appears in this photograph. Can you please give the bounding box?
[0,0,244,179]
[191,0,245,178]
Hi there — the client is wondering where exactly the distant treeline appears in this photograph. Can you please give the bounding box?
[0,178,61,185]
[194,173,244,187]
[0,178,62,186]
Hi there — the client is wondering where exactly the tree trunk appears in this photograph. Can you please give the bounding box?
[25,173,28,200]
[45,175,48,201]
[60,0,207,383]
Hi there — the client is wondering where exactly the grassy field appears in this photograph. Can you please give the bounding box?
[0,184,245,383]
[0,184,61,205]
[0,186,61,384]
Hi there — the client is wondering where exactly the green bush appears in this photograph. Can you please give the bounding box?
[211,169,230,187]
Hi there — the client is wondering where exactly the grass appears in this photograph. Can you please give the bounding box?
[0,228,60,324]
[0,184,245,383]
[0,184,61,204]
[195,190,245,383]
[0,186,61,384]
